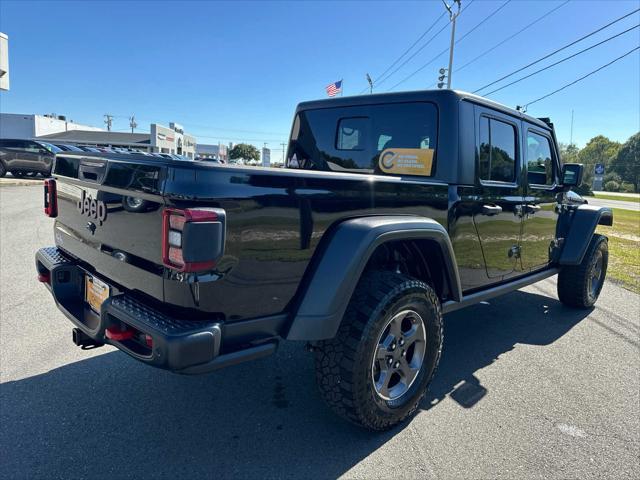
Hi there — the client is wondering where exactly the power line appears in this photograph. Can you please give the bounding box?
[389,0,511,91]
[370,11,455,89]
[483,23,639,97]
[521,46,640,110]
[360,10,447,93]
[455,0,570,74]
[473,6,640,93]
[109,113,287,137]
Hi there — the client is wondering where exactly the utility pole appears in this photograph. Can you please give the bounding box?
[129,115,137,133]
[366,73,373,94]
[570,109,574,146]
[104,114,113,132]
[280,142,287,165]
[442,0,461,89]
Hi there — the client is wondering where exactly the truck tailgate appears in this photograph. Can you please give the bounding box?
[52,154,167,301]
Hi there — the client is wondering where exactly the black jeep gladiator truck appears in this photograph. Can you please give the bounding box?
[36,90,612,430]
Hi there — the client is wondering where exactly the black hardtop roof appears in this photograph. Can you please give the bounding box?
[295,89,550,130]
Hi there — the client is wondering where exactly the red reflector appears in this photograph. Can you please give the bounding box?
[38,272,50,283]
[144,334,153,348]
[44,179,58,217]
[168,246,184,266]
[105,327,135,341]
[169,214,186,231]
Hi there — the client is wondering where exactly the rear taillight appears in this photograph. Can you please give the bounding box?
[162,207,225,273]
[44,179,57,217]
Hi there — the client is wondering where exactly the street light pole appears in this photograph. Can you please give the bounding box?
[442,0,461,89]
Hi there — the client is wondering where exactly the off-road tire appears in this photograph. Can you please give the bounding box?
[557,234,608,308]
[314,270,443,431]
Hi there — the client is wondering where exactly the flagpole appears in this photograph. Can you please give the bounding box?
[341,78,344,97]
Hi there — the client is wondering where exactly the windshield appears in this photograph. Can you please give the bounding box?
[37,141,62,153]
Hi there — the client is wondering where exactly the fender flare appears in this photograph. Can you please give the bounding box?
[286,215,462,341]
[559,204,613,266]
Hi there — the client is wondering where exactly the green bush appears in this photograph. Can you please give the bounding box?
[604,172,622,184]
[604,180,620,192]
[574,182,593,196]
[620,182,636,193]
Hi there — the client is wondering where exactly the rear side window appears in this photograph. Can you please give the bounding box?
[526,131,555,186]
[288,102,437,174]
[478,117,517,183]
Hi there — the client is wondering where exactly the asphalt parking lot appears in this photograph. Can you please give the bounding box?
[1,185,639,479]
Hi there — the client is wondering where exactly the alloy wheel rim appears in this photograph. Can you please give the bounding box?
[588,250,604,301]
[371,309,427,401]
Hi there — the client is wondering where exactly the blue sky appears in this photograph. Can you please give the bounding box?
[1,0,638,161]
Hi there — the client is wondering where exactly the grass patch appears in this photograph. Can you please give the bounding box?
[589,192,640,203]
[597,208,640,293]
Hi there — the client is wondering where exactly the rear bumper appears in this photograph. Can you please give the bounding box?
[35,246,277,373]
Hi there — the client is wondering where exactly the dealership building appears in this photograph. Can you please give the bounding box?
[0,113,197,158]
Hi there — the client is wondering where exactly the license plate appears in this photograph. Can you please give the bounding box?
[85,274,110,313]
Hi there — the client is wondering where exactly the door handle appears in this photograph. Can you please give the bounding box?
[482,205,502,216]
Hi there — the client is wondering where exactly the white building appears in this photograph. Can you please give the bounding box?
[150,123,196,158]
[0,32,9,91]
[0,113,103,139]
[196,143,228,162]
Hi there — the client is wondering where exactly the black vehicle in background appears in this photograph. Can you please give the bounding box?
[53,143,85,152]
[0,138,56,177]
[35,90,611,430]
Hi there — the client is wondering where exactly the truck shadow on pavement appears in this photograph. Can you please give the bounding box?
[1,288,592,479]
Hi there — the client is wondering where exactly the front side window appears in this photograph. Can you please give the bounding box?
[478,117,517,183]
[526,131,555,186]
[287,102,437,174]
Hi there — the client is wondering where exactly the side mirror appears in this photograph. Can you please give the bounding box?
[562,163,583,187]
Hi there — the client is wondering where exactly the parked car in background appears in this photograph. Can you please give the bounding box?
[0,138,56,177]
[53,144,85,152]
[76,146,102,153]
[38,142,63,154]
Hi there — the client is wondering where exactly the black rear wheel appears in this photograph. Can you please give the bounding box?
[315,270,443,431]
[558,234,608,308]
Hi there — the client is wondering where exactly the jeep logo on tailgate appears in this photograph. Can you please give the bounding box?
[77,190,107,225]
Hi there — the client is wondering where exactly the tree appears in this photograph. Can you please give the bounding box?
[577,135,621,193]
[229,143,260,163]
[610,132,639,192]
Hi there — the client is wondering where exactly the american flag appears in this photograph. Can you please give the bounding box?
[325,80,342,97]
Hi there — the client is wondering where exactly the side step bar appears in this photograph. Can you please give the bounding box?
[442,268,559,314]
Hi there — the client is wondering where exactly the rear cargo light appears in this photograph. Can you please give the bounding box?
[44,179,58,217]
[162,207,225,273]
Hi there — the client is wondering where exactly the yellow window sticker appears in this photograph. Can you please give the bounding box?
[378,148,434,176]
